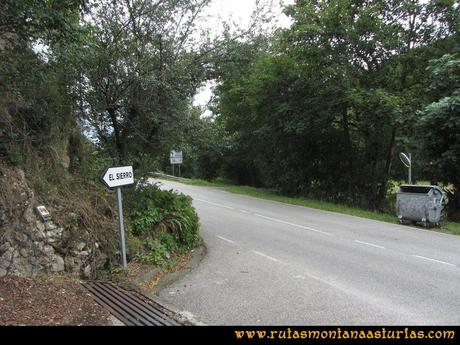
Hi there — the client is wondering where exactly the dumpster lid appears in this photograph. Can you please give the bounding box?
[398,184,444,194]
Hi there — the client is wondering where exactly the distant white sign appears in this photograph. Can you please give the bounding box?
[100,166,134,189]
[170,150,183,164]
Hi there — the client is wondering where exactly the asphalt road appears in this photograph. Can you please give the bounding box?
[152,179,460,325]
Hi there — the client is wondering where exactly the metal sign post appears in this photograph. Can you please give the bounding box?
[115,187,127,267]
[170,150,183,177]
[100,166,134,268]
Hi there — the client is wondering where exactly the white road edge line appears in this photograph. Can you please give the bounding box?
[253,213,332,236]
[194,198,235,210]
[413,255,456,267]
[252,250,282,263]
[216,235,237,245]
[195,198,332,237]
[239,209,250,214]
[354,240,385,249]
[305,273,323,282]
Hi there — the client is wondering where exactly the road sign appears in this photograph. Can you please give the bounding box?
[99,165,135,268]
[399,152,411,168]
[399,152,412,184]
[170,150,183,165]
[100,166,134,189]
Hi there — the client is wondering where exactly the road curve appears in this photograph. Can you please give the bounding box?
[153,179,460,325]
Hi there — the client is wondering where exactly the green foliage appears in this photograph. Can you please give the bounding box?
[130,208,164,237]
[0,49,74,166]
[419,54,460,219]
[176,109,231,180]
[0,0,87,169]
[78,146,113,180]
[135,231,178,266]
[72,0,210,164]
[1,0,84,43]
[207,0,460,215]
[125,234,144,259]
[125,182,200,265]
[136,239,168,266]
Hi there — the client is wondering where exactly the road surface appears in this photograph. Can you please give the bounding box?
[152,179,460,325]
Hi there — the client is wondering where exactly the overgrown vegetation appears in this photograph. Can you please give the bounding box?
[124,181,200,267]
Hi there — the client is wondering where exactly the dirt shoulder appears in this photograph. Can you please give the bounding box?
[0,275,112,325]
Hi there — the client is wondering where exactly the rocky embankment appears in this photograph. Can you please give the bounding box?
[0,164,105,278]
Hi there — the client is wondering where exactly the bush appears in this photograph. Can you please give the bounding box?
[125,181,200,265]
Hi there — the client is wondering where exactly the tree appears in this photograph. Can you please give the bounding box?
[212,0,459,211]
[0,0,85,47]
[419,54,460,220]
[282,0,458,208]
[75,0,210,163]
[211,36,273,186]
[0,0,85,167]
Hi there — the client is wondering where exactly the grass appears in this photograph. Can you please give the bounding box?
[158,176,460,236]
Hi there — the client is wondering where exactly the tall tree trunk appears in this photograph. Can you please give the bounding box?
[376,127,397,210]
[341,105,354,199]
[107,107,126,164]
[370,156,379,210]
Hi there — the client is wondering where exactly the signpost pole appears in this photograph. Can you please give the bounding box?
[408,153,412,184]
[170,150,183,176]
[399,152,413,185]
[115,187,127,268]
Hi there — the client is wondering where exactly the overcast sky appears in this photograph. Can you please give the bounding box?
[193,0,295,116]
[202,0,294,30]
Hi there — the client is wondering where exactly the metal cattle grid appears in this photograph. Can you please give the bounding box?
[84,281,187,326]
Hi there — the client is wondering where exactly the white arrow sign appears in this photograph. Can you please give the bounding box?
[100,166,134,189]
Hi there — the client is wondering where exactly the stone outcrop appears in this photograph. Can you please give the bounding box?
[0,165,99,278]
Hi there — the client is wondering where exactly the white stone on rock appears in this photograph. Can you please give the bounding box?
[51,255,65,272]
[83,264,91,278]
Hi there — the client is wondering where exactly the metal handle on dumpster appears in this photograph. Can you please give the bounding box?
[438,193,444,206]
